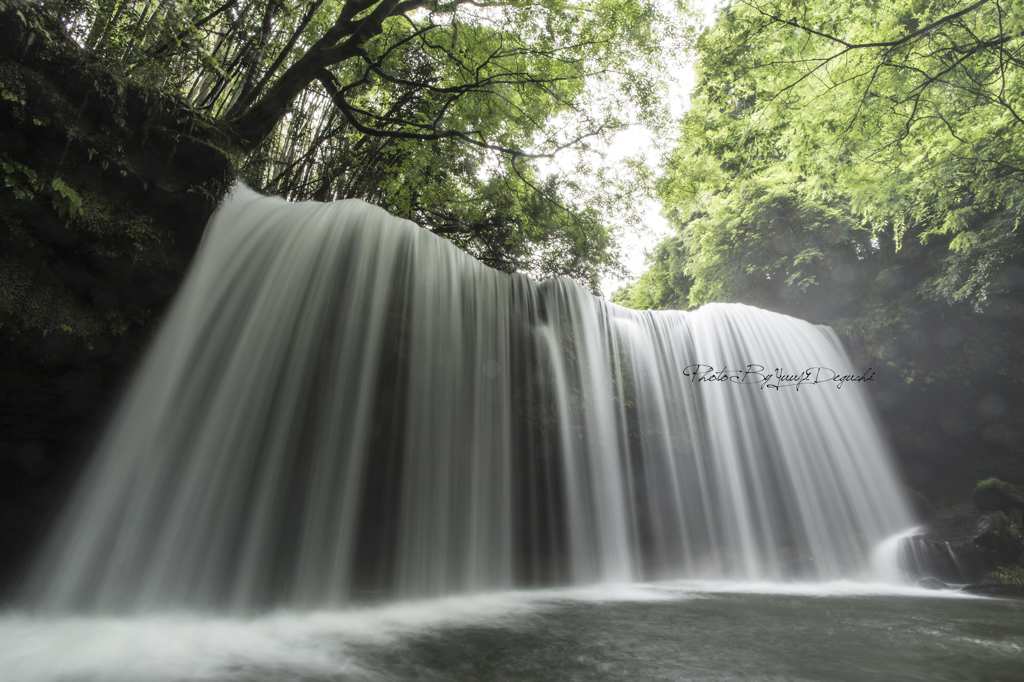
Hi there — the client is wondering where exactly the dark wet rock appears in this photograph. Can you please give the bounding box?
[904,488,937,521]
[933,502,979,523]
[917,577,950,590]
[899,536,963,583]
[898,512,1024,583]
[972,478,1024,516]
[960,583,1024,599]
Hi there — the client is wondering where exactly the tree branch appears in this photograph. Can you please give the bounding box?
[742,0,993,52]
[316,67,559,159]
[227,0,326,118]
[146,0,239,58]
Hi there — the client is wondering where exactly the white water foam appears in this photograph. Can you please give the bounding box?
[871,527,923,583]
[0,581,988,682]
[0,593,545,682]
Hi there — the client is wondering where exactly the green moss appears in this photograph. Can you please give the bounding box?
[974,478,1024,506]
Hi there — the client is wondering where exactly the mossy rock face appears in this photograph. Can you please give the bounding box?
[904,487,936,521]
[0,1,235,594]
[973,478,1024,516]
[903,512,1024,583]
[969,513,1024,567]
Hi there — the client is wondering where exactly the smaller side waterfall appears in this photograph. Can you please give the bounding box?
[26,185,915,612]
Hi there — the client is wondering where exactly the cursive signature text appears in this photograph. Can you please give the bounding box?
[681,364,875,391]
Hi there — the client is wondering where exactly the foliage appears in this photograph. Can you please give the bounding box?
[50,177,82,221]
[665,0,1024,310]
[609,236,690,309]
[612,0,1024,497]
[642,0,1024,363]
[35,0,695,289]
[986,564,1024,585]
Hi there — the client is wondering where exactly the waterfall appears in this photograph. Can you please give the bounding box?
[26,185,914,612]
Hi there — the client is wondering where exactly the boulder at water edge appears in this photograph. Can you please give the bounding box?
[899,512,1024,583]
[972,479,1024,516]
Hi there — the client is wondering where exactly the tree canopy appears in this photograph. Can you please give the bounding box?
[639,0,1023,363]
[654,0,1024,306]
[33,0,693,290]
[615,0,1024,498]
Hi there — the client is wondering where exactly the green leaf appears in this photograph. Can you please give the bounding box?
[50,177,83,222]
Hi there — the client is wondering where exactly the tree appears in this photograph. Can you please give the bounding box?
[684,0,1024,308]
[0,0,694,590]
[32,0,691,286]
[609,236,690,309]
[625,0,1024,502]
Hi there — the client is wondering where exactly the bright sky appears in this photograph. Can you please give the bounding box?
[598,0,720,299]
[599,127,677,298]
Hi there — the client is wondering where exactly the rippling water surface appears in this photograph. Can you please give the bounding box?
[3,582,1022,682]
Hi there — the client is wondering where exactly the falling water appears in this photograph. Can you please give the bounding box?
[26,185,913,612]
